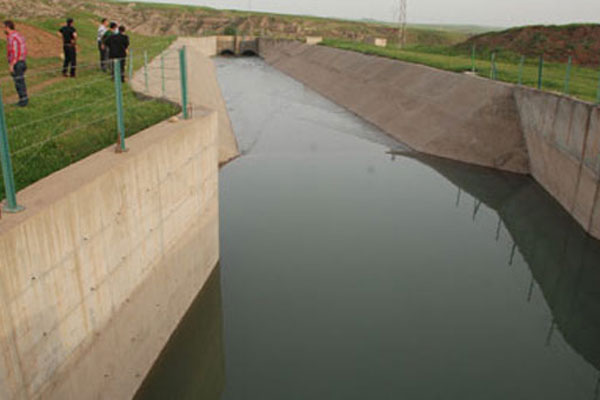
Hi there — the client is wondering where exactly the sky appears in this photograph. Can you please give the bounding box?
[134,0,600,27]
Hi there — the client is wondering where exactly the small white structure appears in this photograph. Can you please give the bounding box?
[305,36,323,45]
[366,37,388,47]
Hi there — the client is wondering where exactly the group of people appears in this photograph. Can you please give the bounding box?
[4,17,131,108]
[97,18,131,82]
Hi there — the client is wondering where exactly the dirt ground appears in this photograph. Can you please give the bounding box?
[17,23,63,59]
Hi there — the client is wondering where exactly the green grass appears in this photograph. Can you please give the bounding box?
[0,11,179,200]
[321,38,600,103]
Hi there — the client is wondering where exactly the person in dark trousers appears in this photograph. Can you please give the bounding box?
[102,22,118,74]
[4,20,28,107]
[97,18,109,71]
[59,18,77,77]
[106,25,130,83]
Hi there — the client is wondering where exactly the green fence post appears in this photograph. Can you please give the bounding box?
[537,55,544,90]
[564,56,572,94]
[179,46,189,119]
[596,69,600,105]
[161,53,166,97]
[128,50,133,82]
[0,89,23,213]
[518,56,525,85]
[471,44,476,73]
[114,60,127,152]
[144,50,149,92]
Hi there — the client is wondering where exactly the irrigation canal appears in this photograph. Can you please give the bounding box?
[135,57,600,400]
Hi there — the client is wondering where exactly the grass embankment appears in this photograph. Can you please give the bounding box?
[321,38,600,103]
[0,11,179,199]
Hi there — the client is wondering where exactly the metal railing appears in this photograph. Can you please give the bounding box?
[0,45,190,215]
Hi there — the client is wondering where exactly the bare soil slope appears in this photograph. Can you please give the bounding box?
[461,24,600,65]
[0,0,470,46]
[18,23,62,58]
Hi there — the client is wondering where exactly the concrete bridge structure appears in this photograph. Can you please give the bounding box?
[216,36,259,56]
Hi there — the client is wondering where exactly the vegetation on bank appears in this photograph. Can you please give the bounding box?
[0,11,179,199]
[321,38,600,103]
[461,24,600,66]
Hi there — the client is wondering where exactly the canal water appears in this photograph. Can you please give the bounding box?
[136,57,600,400]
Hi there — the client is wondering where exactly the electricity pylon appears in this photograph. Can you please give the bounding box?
[397,0,407,47]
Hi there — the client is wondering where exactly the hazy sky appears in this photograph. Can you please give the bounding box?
[135,0,600,27]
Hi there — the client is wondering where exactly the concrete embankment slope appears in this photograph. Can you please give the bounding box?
[259,39,529,174]
[132,37,239,165]
[259,39,600,240]
[0,102,220,397]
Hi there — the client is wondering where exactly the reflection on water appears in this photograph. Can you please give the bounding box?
[138,57,600,400]
[396,152,600,376]
[134,267,225,400]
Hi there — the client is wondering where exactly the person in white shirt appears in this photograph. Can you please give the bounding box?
[97,18,109,71]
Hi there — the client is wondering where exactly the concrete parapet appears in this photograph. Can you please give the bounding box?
[0,112,220,399]
[177,36,218,57]
[131,37,239,165]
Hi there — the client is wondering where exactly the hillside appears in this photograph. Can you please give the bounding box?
[460,24,600,65]
[0,0,477,47]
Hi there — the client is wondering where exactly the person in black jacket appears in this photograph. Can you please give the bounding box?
[106,25,130,83]
[58,18,77,77]
[102,22,118,75]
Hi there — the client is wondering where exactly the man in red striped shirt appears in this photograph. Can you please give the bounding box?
[4,20,28,107]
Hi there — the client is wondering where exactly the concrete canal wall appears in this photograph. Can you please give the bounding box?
[258,39,600,240]
[0,93,221,398]
[515,89,600,238]
[258,39,530,174]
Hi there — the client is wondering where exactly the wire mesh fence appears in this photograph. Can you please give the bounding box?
[0,45,189,214]
[458,44,600,103]
[322,39,600,104]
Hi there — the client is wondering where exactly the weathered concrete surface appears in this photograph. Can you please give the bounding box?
[0,111,220,399]
[259,39,530,174]
[514,88,600,238]
[133,266,225,400]
[132,37,239,165]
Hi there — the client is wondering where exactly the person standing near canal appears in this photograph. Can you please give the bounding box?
[97,18,109,72]
[4,20,28,107]
[106,25,130,83]
[59,18,78,78]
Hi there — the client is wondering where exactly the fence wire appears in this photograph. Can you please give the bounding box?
[0,45,187,206]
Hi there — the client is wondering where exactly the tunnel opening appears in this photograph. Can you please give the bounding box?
[219,49,236,56]
[241,49,258,57]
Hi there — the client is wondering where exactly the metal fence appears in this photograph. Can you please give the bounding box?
[326,39,600,104]
[0,45,190,215]
[467,44,600,104]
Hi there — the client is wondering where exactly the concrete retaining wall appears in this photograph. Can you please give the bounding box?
[258,39,600,240]
[0,111,220,399]
[515,88,600,238]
